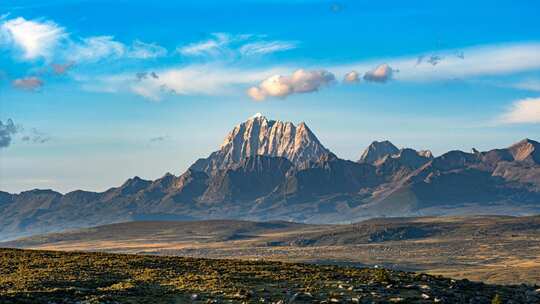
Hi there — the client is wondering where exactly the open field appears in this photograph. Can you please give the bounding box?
[3,216,540,286]
[1,248,539,304]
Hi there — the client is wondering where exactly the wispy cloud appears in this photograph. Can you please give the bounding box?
[178,33,297,59]
[1,16,167,64]
[239,40,297,56]
[128,40,167,59]
[21,128,51,144]
[0,119,50,148]
[178,33,234,57]
[65,36,125,62]
[498,97,540,124]
[511,79,540,92]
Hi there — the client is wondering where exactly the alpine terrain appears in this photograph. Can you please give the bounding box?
[1,115,539,240]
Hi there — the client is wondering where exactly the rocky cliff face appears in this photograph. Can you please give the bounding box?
[506,138,540,163]
[190,114,330,173]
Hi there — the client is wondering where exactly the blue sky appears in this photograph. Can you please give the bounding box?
[0,0,539,193]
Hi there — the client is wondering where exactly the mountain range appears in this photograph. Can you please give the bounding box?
[1,115,539,240]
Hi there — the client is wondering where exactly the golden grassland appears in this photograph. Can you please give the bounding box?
[9,217,540,286]
[1,248,538,304]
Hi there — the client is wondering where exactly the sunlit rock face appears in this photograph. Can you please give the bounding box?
[190,115,330,174]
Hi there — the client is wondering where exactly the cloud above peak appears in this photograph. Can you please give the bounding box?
[363,64,394,83]
[84,64,289,101]
[498,97,540,124]
[247,69,335,101]
[343,71,360,83]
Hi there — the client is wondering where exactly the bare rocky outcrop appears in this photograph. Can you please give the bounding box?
[508,138,540,163]
[190,115,330,174]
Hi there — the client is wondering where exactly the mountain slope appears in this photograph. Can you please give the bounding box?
[369,143,540,212]
[0,115,539,240]
[358,140,399,163]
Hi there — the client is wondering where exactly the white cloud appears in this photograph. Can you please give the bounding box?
[363,64,394,83]
[249,75,291,100]
[247,87,267,101]
[498,97,540,124]
[155,65,273,96]
[343,70,359,83]
[1,16,167,64]
[83,64,290,101]
[66,36,125,62]
[0,17,65,60]
[332,43,540,82]
[77,41,540,101]
[247,69,335,101]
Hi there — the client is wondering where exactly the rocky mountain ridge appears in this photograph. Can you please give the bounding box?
[0,116,539,240]
[190,114,329,174]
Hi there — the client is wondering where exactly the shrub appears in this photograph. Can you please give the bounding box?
[491,294,502,304]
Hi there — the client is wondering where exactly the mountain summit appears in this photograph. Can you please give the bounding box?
[508,138,540,163]
[190,115,330,173]
[358,140,400,163]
